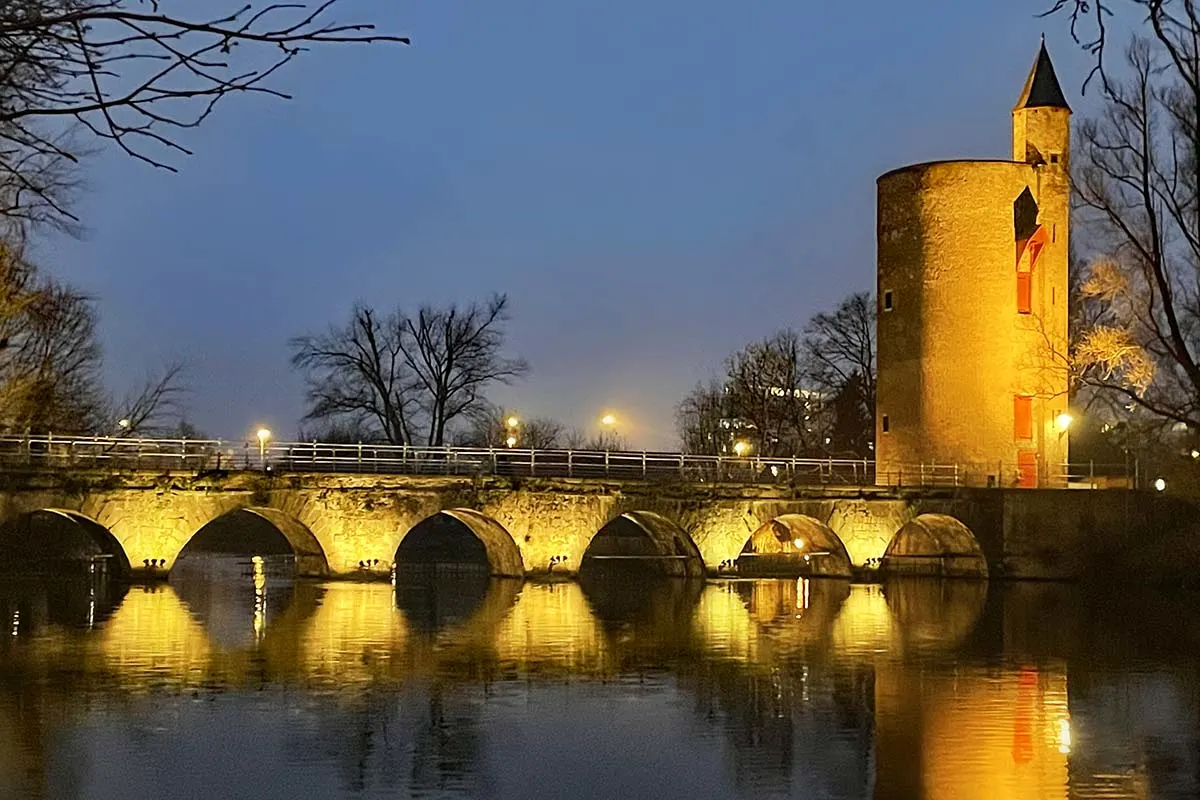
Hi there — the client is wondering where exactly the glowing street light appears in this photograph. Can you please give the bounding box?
[1154,477,1167,492]
[506,435,518,448]
[506,415,520,429]
[601,413,617,427]
[792,538,805,550]
[256,427,271,464]
[1055,412,1074,433]
[733,440,751,457]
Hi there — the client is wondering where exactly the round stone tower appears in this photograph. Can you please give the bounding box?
[875,40,1071,487]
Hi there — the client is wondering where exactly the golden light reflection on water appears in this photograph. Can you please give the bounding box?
[1,574,1196,798]
[876,662,1071,800]
[831,584,895,656]
[99,585,212,686]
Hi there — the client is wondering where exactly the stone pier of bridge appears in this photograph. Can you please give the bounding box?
[0,470,1193,584]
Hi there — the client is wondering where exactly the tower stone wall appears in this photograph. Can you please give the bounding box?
[875,43,1071,487]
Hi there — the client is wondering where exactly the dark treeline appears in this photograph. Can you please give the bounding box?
[675,293,875,459]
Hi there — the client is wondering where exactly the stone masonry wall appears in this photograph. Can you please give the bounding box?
[0,471,1194,584]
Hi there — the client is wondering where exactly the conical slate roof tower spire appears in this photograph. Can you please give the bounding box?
[1014,37,1070,111]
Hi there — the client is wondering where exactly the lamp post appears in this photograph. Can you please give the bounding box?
[600,413,617,452]
[256,428,271,470]
[505,415,519,448]
[1055,412,1073,437]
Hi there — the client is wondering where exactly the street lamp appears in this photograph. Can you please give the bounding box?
[733,440,751,457]
[256,427,271,466]
[505,415,519,448]
[506,415,520,430]
[1055,412,1074,434]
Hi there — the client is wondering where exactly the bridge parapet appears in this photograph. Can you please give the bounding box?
[0,434,1137,490]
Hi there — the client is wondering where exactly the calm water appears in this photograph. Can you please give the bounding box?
[0,559,1197,799]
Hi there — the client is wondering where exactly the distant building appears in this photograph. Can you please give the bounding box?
[875,40,1071,487]
[712,385,828,456]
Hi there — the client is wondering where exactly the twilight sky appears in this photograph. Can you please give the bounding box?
[33,1,1101,450]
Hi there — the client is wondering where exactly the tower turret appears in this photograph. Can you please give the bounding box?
[1012,38,1071,168]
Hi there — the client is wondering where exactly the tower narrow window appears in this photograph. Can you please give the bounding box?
[1017,273,1032,314]
[1014,395,1033,440]
[882,415,890,433]
[883,290,893,312]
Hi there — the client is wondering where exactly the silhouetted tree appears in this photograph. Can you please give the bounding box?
[107,362,187,436]
[675,379,728,455]
[0,243,185,434]
[1071,33,1200,436]
[291,304,418,445]
[676,293,877,458]
[400,294,529,446]
[0,1,406,228]
[803,292,875,443]
[453,405,566,449]
[828,372,871,455]
[291,295,528,446]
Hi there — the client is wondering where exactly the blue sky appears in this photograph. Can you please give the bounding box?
[34,1,1102,449]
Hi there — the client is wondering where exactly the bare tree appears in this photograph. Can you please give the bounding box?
[7,277,103,432]
[1072,34,1200,434]
[107,361,187,436]
[675,293,877,457]
[802,292,875,419]
[675,379,728,455]
[453,405,566,449]
[0,1,406,226]
[290,304,417,445]
[292,295,528,446]
[580,430,628,452]
[399,294,529,447]
[0,242,184,434]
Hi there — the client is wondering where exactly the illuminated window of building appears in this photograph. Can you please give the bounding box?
[883,290,893,312]
[1013,395,1033,440]
[1017,272,1032,314]
[882,415,890,433]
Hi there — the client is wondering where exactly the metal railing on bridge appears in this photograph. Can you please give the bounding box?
[0,435,1137,489]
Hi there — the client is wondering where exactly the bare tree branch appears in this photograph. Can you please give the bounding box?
[1073,32,1200,434]
[0,1,407,227]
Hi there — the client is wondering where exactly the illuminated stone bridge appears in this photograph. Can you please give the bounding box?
[0,469,1191,582]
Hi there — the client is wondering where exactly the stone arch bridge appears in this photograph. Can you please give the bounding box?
[0,470,1188,582]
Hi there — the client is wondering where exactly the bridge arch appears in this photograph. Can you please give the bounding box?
[735,514,852,578]
[580,511,704,578]
[178,507,329,577]
[395,509,524,578]
[0,508,131,577]
[880,513,988,578]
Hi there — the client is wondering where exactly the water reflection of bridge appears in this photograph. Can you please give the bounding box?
[1,575,1198,798]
